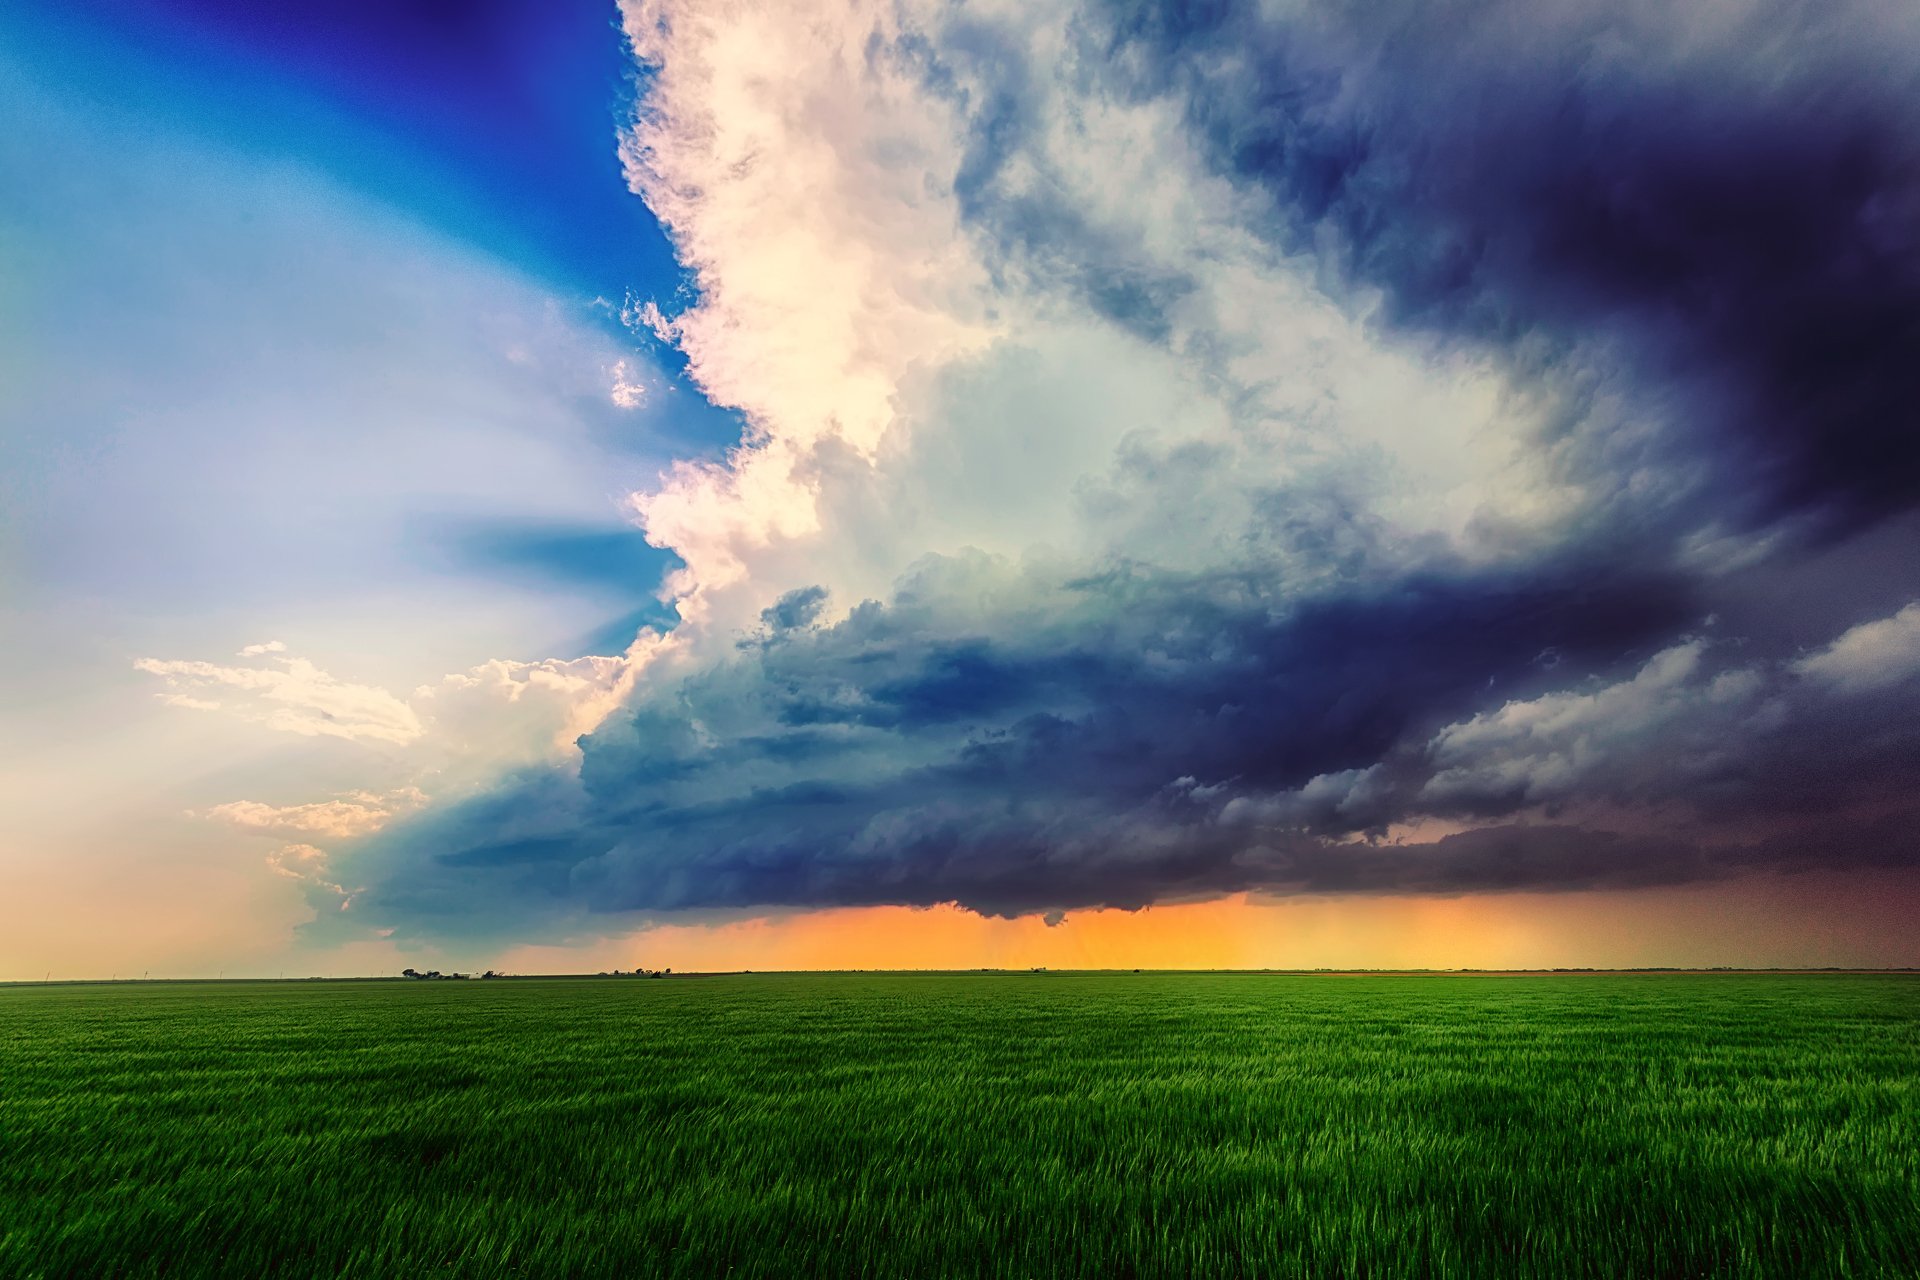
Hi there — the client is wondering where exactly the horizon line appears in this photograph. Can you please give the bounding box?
[8,966,1920,988]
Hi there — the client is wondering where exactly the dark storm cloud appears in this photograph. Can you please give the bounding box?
[338,0,1920,940]
[344,547,1920,935]
[758,585,830,634]
[1086,0,1920,537]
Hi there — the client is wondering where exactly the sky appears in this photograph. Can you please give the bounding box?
[3,0,1918,979]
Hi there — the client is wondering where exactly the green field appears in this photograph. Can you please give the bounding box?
[3,973,1916,1278]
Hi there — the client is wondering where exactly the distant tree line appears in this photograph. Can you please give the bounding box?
[399,968,507,980]
[399,967,674,980]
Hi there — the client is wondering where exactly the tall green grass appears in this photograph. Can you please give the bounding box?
[3,973,1915,1277]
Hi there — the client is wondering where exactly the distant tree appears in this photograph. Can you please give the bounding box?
[402,968,419,979]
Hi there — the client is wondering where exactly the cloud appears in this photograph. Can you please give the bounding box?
[237,640,286,657]
[316,0,1920,942]
[138,647,627,766]
[618,0,1002,624]
[615,0,1579,638]
[414,654,629,759]
[609,358,647,408]
[134,654,424,745]
[339,547,1694,928]
[1241,601,1920,852]
[266,843,352,909]
[199,788,426,840]
[1796,602,1920,694]
[345,594,1920,936]
[1113,0,1920,540]
[1417,642,1731,811]
[759,586,828,634]
[157,693,223,712]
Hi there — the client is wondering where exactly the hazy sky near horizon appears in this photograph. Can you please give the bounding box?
[4,0,1919,978]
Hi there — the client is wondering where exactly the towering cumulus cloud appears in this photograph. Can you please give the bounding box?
[344,0,1920,939]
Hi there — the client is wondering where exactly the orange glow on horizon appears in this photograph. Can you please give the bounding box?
[490,871,1920,977]
[11,856,1917,981]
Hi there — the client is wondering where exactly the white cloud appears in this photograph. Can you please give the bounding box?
[138,646,629,772]
[612,0,1582,664]
[134,654,424,745]
[415,654,628,758]
[157,693,222,712]
[620,0,1001,627]
[199,787,426,839]
[620,295,678,345]
[1420,642,1732,806]
[609,358,647,408]
[237,640,286,657]
[266,843,351,908]
[1795,601,1920,694]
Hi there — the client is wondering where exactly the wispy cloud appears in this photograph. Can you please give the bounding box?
[137,646,627,764]
[266,843,353,910]
[608,359,647,409]
[198,788,427,839]
[134,654,425,745]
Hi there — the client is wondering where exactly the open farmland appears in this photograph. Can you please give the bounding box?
[3,973,1916,1278]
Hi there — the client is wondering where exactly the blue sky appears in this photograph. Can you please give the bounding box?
[0,1,715,975]
[5,0,1919,977]
[8,1,675,302]
[1,0,726,666]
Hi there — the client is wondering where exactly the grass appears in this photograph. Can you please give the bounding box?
[2,973,1916,1278]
